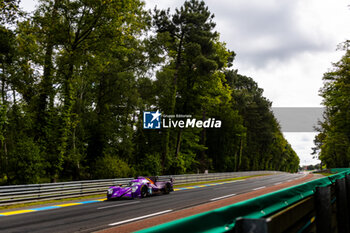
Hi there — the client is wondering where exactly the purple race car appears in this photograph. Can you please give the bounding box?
[107,176,174,200]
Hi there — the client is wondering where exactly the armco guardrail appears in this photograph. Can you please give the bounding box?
[0,171,276,206]
[137,169,350,233]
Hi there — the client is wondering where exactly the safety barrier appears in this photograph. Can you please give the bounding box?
[0,170,276,206]
[137,169,350,233]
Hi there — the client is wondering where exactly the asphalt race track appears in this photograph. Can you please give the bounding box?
[0,173,306,233]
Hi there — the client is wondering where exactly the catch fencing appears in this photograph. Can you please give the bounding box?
[0,170,276,206]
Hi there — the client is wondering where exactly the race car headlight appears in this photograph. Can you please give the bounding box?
[131,186,137,193]
[107,188,114,194]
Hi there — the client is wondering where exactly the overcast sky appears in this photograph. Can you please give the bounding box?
[20,0,350,166]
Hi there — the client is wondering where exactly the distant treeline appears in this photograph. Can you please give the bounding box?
[0,0,299,185]
[314,41,350,168]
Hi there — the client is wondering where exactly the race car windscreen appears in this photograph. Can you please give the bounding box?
[129,182,141,187]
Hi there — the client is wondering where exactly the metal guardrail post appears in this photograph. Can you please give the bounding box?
[315,186,331,233]
[346,174,350,224]
[235,218,268,233]
[336,178,350,233]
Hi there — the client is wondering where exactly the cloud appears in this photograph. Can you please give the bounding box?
[146,0,350,70]
[19,0,37,12]
[284,133,319,165]
[205,0,343,68]
[301,135,311,142]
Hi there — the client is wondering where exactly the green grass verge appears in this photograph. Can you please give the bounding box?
[319,173,334,176]
[173,174,272,188]
[0,173,272,210]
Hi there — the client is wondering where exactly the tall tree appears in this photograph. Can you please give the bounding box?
[152,0,234,172]
[316,41,350,168]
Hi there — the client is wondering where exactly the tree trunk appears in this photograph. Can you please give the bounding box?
[36,0,60,141]
[200,110,207,170]
[0,61,7,181]
[172,33,184,161]
[238,136,243,171]
[175,129,182,159]
[57,59,74,179]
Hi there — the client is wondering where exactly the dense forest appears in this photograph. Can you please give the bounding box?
[0,0,299,185]
[314,41,350,168]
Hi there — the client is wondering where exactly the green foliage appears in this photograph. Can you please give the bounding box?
[137,153,162,176]
[0,103,7,142]
[7,137,42,184]
[0,0,21,25]
[94,155,134,179]
[316,41,350,168]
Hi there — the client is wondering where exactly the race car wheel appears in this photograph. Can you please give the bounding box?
[141,185,148,198]
[163,183,171,194]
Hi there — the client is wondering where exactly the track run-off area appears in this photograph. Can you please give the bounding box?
[0,173,309,233]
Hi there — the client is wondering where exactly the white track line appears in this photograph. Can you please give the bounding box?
[252,186,266,191]
[210,194,236,201]
[274,182,282,185]
[98,201,140,210]
[108,210,173,226]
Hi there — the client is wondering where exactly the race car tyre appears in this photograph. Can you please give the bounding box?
[141,185,148,198]
[163,183,171,194]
